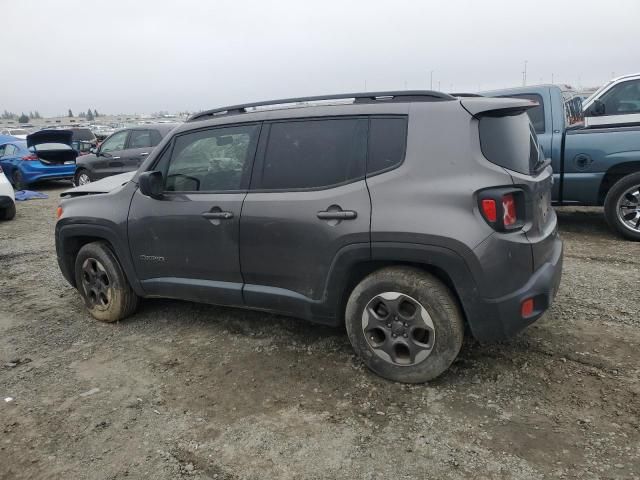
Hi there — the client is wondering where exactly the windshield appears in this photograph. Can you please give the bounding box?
[582,80,614,109]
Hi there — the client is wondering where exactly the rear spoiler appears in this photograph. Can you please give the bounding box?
[460,97,537,118]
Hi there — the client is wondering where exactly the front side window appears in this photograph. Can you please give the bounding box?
[600,79,640,115]
[101,130,128,153]
[260,118,367,190]
[165,124,259,192]
[129,130,152,148]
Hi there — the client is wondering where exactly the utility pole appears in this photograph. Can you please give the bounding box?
[522,60,528,86]
[551,73,554,84]
[430,70,434,90]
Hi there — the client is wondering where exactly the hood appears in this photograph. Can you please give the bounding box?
[26,129,77,164]
[61,171,136,197]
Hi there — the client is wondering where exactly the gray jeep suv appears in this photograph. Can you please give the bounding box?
[55,91,563,383]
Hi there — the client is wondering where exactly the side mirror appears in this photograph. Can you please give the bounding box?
[589,99,606,117]
[138,170,164,199]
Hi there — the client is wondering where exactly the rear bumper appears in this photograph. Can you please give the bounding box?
[469,235,563,342]
[19,162,75,185]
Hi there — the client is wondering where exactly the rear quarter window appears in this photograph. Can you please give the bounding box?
[479,112,541,175]
[367,117,407,175]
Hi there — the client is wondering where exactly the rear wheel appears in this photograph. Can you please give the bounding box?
[604,172,640,241]
[0,201,16,220]
[12,170,26,190]
[345,266,464,383]
[74,169,92,186]
[74,242,139,322]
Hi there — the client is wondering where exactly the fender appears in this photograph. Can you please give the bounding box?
[55,223,146,296]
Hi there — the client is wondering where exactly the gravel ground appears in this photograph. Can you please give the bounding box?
[1,183,639,480]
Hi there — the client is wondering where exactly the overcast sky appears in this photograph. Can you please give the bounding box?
[2,0,638,116]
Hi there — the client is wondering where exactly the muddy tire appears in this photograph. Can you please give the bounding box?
[604,172,640,241]
[345,266,464,383]
[74,242,139,322]
[74,169,92,186]
[0,201,16,220]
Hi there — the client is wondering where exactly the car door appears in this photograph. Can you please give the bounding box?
[240,117,371,319]
[127,123,261,306]
[93,130,129,179]
[122,129,154,171]
[0,144,20,181]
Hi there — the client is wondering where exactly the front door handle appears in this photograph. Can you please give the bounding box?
[317,210,357,220]
[140,152,149,156]
[202,211,234,220]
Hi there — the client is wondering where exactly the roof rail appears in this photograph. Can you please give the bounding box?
[187,90,455,122]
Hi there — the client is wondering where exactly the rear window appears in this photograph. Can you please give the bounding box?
[70,128,96,141]
[479,112,541,175]
[498,94,545,133]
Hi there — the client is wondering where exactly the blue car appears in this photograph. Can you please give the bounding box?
[0,130,78,189]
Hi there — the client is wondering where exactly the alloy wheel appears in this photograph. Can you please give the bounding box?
[616,185,640,233]
[80,258,112,310]
[361,292,436,366]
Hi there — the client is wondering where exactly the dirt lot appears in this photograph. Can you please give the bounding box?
[1,183,638,480]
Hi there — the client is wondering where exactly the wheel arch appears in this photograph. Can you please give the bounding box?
[55,224,144,295]
[598,161,640,204]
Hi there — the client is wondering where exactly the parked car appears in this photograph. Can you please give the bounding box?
[0,130,78,189]
[55,91,562,383]
[483,76,640,240]
[0,165,16,220]
[0,128,29,139]
[73,124,178,185]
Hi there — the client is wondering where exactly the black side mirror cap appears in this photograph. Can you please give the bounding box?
[138,170,164,199]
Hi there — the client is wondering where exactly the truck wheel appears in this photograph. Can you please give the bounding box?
[12,170,26,190]
[74,242,139,322]
[0,202,16,220]
[74,169,92,186]
[345,266,464,383]
[604,172,640,241]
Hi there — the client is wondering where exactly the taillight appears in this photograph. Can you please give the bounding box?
[478,188,525,231]
[56,206,63,220]
[22,154,38,161]
[502,194,517,226]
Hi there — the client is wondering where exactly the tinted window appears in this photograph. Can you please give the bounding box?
[367,117,407,174]
[101,131,128,153]
[149,129,162,146]
[499,93,545,133]
[165,124,259,192]
[479,112,541,175]
[600,79,640,115]
[261,118,367,190]
[4,144,18,157]
[129,130,152,148]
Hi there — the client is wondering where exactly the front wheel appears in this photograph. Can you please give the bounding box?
[74,169,92,186]
[604,172,640,241]
[0,201,16,220]
[74,242,139,322]
[345,266,464,383]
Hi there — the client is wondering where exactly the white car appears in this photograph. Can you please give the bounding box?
[0,128,29,140]
[0,166,16,220]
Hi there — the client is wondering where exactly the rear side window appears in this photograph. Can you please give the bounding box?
[499,94,545,133]
[367,117,407,175]
[129,130,153,148]
[150,129,162,146]
[479,112,541,175]
[260,118,367,190]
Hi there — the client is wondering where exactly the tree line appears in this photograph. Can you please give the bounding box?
[2,109,101,123]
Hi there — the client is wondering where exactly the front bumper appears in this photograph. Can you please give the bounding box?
[469,235,563,342]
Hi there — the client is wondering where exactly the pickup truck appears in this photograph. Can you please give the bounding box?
[483,73,640,241]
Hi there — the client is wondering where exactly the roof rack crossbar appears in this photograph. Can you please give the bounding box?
[188,90,454,121]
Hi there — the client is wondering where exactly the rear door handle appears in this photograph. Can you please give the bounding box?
[140,152,149,156]
[317,210,357,220]
[202,211,234,220]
